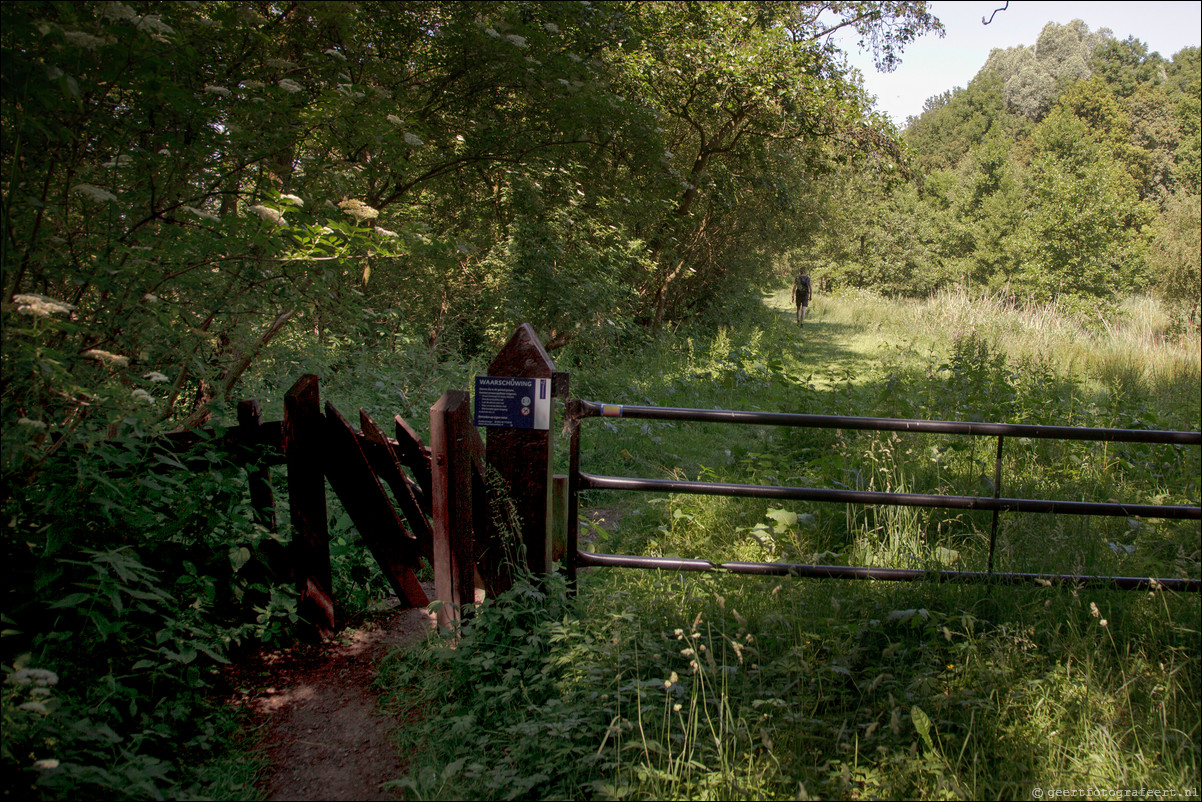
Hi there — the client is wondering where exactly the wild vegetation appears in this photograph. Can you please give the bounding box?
[2,2,1199,800]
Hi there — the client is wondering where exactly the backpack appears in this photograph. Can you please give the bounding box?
[795,274,811,304]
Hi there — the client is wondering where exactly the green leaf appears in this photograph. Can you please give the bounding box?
[911,705,935,752]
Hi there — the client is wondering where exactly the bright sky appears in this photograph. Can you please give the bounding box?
[837,1,1202,126]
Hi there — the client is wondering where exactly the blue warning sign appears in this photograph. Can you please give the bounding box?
[473,376,551,430]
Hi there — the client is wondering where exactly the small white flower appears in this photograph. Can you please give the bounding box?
[83,349,129,367]
[158,148,171,156]
[324,48,347,61]
[374,226,398,238]
[386,114,404,126]
[131,388,155,403]
[204,84,231,97]
[143,371,170,382]
[338,199,379,221]
[183,206,220,222]
[33,759,60,772]
[143,293,159,303]
[403,132,423,147]
[72,184,118,203]
[279,193,304,206]
[278,78,303,94]
[485,27,500,38]
[13,294,74,317]
[544,22,560,34]
[17,418,47,429]
[506,34,527,48]
[249,205,285,225]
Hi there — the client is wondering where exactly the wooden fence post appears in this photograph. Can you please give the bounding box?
[430,390,476,626]
[283,375,335,635]
[485,324,556,585]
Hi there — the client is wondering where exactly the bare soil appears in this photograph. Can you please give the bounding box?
[225,586,436,801]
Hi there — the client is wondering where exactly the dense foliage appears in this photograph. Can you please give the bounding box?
[808,20,1201,320]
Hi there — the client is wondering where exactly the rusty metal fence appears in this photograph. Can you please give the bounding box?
[565,399,1202,592]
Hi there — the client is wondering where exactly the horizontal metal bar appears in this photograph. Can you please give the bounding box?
[576,551,1201,592]
[574,400,1202,445]
[579,472,1202,520]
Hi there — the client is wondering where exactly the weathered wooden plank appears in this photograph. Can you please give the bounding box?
[360,410,434,567]
[323,401,428,609]
[283,375,335,634]
[551,474,569,562]
[393,415,434,517]
[430,390,475,625]
[485,324,556,585]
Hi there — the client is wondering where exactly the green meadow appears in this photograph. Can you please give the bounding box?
[382,288,1201,801]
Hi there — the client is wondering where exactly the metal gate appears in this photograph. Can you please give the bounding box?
[565,399,1202,592]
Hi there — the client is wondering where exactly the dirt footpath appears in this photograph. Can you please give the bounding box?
[226,590,436,801]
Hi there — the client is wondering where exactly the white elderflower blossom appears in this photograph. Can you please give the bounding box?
[83,349,129,367]
[104,2,138,21]
[338,199,379,221]
[135,15,175,36]
[403,132,423,147]
[278,78,303,93]
[249,205,285,225]
[72,184,118,203]
[7,668,59,686]
[19,702,48,714]
[506,34,527,48]
[143,293,159,303]
[143,371,170,382]
[544,22,560,34]
[204,84,231,97]
[13,294,75,317]
[17,418,47,429]
[374,226,398,238]
[183,205,220,222]
[131,388,155,403]
[279,193,304,206]
[386,114,403,126]
[33,759,60,772]
[567,52,582,62]
[63,30,106,49]
[324,48,347,61]
[485,27,500,38]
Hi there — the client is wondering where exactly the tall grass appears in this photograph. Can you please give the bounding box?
[380,288,1200,801]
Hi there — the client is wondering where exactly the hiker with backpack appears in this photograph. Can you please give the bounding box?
[792,268,812,327]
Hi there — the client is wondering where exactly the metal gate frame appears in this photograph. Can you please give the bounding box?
[565,399,1202,592]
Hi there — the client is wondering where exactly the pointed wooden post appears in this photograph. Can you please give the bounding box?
[283,375,335,635]
[485,324,556,585]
